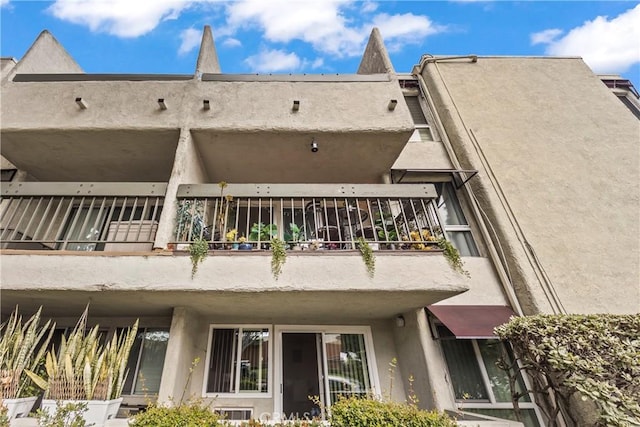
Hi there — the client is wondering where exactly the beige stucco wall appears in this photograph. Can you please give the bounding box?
[421,57,640,314]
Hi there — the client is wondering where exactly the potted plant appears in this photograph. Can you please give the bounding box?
[0,306,54,420]
[286,223,304,250]
[26,307,138,427]
[249,222,278,249]
[237,236,252,250]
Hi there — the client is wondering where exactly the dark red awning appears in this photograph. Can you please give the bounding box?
[427,305,517,339]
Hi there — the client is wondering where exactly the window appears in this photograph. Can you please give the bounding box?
[438,325,542,427]
[205,326,271,396]
[1,169,17,182]
[435,183,479,256]
[405,96,437,142]
[122,329,170,395]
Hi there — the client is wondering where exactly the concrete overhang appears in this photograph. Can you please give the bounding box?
[0,129,179,181]
[191,130,411,183]
[0,251,469,320]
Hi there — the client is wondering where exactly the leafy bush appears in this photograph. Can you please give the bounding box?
[329,395,456,427]
[36,401,88,427]
[129,398,223,427]
[496,314,640,427]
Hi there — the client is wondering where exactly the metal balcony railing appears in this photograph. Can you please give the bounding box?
[175,184,444,251]
[0,183,166,251]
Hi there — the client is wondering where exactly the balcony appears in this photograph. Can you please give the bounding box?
[175,183,445,252]
[0,182,166,251]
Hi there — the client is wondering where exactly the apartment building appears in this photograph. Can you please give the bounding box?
[1,27,638,427]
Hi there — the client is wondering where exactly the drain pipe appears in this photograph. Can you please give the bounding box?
[412,59,525,317]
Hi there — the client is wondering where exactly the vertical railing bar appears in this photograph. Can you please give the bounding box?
[62,197,86,250]
[75,197,96,244]
[419,199,435,238]
[187,198,196,242]
[245,198,251,242]
[279,198,284,242]
[211,197,220,242]
[201,198,209,241]
[0,196,15,222]
[113,196,128,243]
[52,197,74,245]
[301,197,307,243]
[322,198,330,245]
[9,197,34,241]
[333,198,342,246]
[223,196,230,242]
[233,198,240,239]
[20,197,44,241]
[257,198,263,246]
[134,197,150,242]
[99,197,118,241]
[365,199,376,242]
[147,197,160,241]
[390,198,401,248]
[376,199,387,244]
[51,197,73,245]
[409,198,423,242]
[344,197,355,249]
[1,198,21,240]
[123,196,138,242]
[399,199,411,243]
[32,196,55,241]
[89,197,107,243]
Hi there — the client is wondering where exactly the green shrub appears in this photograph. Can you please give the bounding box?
[496,314,640,427]
[129,399,223,427]
[36,402,88,427]
[329,396,456,427]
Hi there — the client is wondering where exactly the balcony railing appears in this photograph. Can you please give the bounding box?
[175,184,444,251]
[0,182,166,251]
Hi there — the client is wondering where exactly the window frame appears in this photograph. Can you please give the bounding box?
[437,332,544,425]
[121,328,170,396]
[203,324,273,399]
[434,182,480,257]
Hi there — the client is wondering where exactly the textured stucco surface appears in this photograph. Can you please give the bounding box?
[423,57,640,314]
[0,252,469,318]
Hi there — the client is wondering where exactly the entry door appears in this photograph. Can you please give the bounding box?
[281,333,324,419]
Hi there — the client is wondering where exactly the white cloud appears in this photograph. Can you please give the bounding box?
[222,0,446,58]
[310,58,324,69]
[530,28,563,45]
[222,37,242,48]
[48,0,194,38]
[533,5,640,73]
[372,13,445,52]
[0,0,9,8]
[178,28,201,55]
[245,48,302,72]
[361,1,377,13]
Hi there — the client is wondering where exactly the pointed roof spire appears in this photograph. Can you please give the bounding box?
[357,28,395,75]
[13,30,83,75]
[195,25,221,77]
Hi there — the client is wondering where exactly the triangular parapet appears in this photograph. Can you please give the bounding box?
[357,28,395,75]
[12,30,83,75]
[195,25,221,77]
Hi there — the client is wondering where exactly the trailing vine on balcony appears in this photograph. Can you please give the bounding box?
[270,238,287,280]
[189,238,209,279]
[356,237,375,278]
[437,237,469,277]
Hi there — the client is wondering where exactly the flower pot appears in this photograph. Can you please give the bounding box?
[41,398,122,427]
[2,396,37,419]
[238,243,253,250]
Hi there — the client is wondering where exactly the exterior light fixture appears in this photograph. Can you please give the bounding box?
[292,100,300,111]
[203,100,210,110]
[395,315,405,328]
[158,98,168,110]
[311,138,318,153]
[75,97,87,109]
[388,99,398,111]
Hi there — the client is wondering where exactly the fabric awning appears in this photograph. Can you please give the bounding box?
[427,305,517,339]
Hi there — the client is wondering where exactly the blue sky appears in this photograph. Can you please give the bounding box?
[1,1,639,85]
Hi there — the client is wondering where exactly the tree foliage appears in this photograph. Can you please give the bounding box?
[495,314,640,427]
